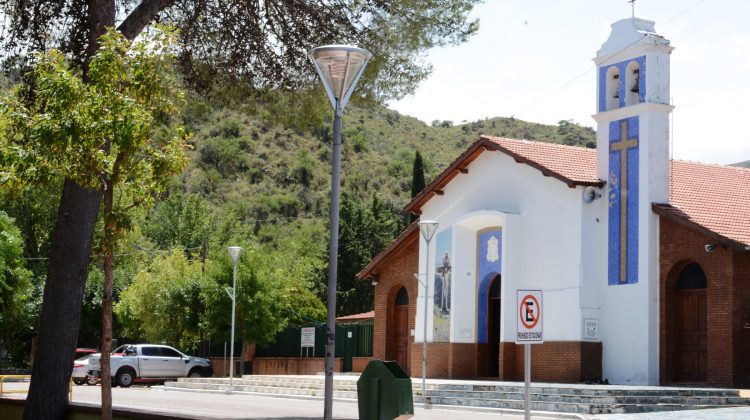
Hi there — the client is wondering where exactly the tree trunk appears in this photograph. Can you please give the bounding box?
[22,181,101,420]
[21,1,175,417]
[23,1,114,418]
[100,187,114,420]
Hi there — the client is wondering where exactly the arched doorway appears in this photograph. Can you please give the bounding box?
[673,262,707,383]
[487,275,502,376]
[386,286,409,371]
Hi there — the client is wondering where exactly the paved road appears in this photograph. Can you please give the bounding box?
[2,382,564,419]
[6,381,750,419]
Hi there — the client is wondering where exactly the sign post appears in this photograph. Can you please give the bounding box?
[301,327,316,357]
[516,290,543,420]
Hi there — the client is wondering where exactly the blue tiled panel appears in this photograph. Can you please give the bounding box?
[598,55,646,112]
[607,116,639,285]
[476,229,502,344]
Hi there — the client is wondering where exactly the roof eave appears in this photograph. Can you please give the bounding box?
[652,203,749,252]
[405,136,605,214]
[356,222,420,280]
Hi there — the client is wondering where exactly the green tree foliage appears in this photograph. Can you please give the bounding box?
[0,211,33,362]
[336,193,403,315]
[0,2,482,417]
[0,28,189,418]
[116,250,207,349]
[201,238,326,346]
[143,192,216,258]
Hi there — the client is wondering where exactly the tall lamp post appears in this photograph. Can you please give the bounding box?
[309,45,372,420]
[227,246,243,388]
[417,220,438,397]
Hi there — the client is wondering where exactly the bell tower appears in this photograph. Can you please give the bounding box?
[593,17,674,385]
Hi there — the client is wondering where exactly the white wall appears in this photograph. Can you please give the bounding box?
[414,150,590,344]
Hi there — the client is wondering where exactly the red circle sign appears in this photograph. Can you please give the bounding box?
[519,294,540,330]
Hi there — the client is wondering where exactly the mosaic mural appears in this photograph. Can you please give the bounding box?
[476,228,502,344]
[608,116,639,285]
[433,228,452,342]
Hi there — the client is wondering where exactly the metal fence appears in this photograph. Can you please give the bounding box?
[256,321,373,359]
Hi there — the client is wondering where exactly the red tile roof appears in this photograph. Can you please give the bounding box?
[655,160,750,249]
[405,137,604,214]
[336,311,374,322]
[483,136,601,185]
[405,136,750,249]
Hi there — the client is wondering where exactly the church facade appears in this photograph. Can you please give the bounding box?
[357,17,750,387]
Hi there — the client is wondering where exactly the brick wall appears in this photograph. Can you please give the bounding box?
[251,357,341,375]
[509,341,602,383]
[658,216,737,386]
[352,357,374,373]
[733,252,750,388]
[372,230,419,373]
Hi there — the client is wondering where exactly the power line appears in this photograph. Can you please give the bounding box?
[514,0,708,120]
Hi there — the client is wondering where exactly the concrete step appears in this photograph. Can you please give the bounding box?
[165,376,750,415]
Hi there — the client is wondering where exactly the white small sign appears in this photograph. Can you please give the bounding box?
[300,327,316,348]
[583,318,599,340]
[516,290,543,344]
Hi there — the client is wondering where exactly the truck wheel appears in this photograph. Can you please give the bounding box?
[116,368,136,388]
[86,374,98,386]
[188,368,205,378]
[73,378,84,385]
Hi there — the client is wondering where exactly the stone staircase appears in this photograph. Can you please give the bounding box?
[163,375,750,415]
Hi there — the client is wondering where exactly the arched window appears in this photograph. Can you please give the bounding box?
[606,66,621,111]
[676,263,707,289]
[395,286,409,305]
[625,61,641,106]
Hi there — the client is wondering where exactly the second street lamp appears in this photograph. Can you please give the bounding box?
[227,246,242,388]
[309,45,372,420]
[417,220,438,398]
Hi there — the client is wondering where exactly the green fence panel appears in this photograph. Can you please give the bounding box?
[254,321,373,359]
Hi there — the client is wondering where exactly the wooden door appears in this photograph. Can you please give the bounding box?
[675,289,707,382]
[393,305,409,370]
[487,275,501,377]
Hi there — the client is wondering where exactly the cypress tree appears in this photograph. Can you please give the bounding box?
[410,151,426,222]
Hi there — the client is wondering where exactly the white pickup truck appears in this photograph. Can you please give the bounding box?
[88,344,212,387]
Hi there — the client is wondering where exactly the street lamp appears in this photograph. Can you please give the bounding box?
[227,246,242,388]
[309,44,372,420]
[418,220,438,397]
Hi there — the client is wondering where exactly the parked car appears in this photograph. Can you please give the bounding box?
[88,344,212,387]
[72,355,98,386]
[75,347,97,359]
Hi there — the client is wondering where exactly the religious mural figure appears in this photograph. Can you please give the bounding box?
[436,252,452,314]
[433,228,452,342]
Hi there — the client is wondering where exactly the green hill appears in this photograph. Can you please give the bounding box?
[177,98,597,221]
[731,160,750,169]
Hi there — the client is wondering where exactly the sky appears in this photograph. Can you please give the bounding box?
[388,0,750,165]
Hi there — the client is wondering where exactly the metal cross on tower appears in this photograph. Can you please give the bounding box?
[628,0,636,18]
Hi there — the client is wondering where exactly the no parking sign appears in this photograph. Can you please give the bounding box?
[516,290,543,344]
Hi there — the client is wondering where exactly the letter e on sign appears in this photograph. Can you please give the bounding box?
[516,290,543,344]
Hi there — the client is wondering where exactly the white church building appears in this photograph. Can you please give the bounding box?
[358,17,750,387]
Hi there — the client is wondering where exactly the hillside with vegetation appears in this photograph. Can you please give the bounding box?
[179,94,597,216]
[731,160,750,169]
[0,89,597,365]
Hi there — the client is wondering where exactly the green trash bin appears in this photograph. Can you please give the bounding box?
[357,360,414,420]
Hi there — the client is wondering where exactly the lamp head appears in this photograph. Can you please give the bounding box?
[227,246,243,263]
[418,220,439,242]
[309,45,372,113]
